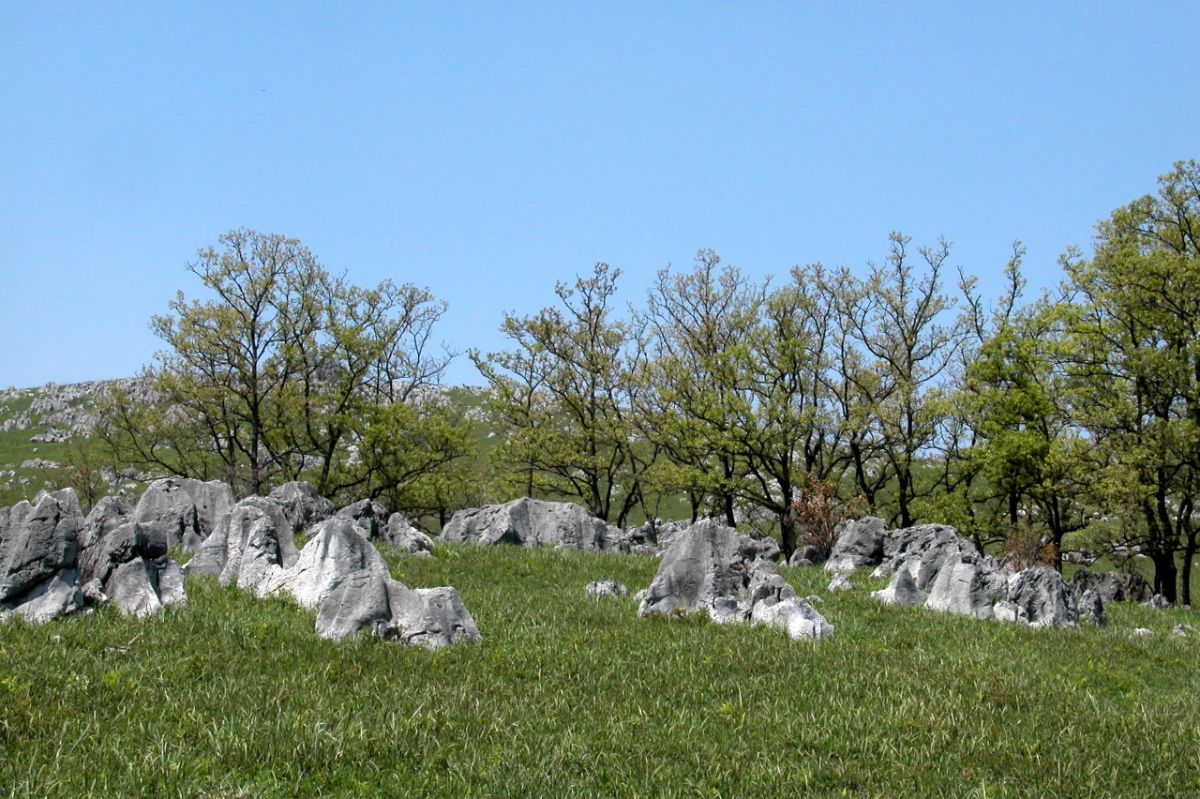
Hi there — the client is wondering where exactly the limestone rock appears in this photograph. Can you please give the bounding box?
[264,517,388,610]
[827,573,853,592]
[0,489,82,603]
[132,477,233,551]
[185,497,297,595]
[925,555,1004,620]
[382,513,434,555]
[267,481,335,533]
[442,498,628,551]
[638,519,752,617]
[1005,567,1080,628]
[789,544,822,568]
[872,568,927,607]
[585,578,627,598]
[1077,588,1107,627]
[750,597,835,640]
[336,498,391,540]
[825,517,886,572]
[1069,569,1153,604]
[4,568,83,624]
[314,568,481,648]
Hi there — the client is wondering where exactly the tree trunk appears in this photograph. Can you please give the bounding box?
[1152,550,1177,604]
[779,512,797,561]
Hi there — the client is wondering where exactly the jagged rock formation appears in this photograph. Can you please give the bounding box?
[78,495,187,617]
[1069,569,1154,604]
[442,498,633,551]
[185,497,298,594]
[383,513,435,555]
[638,519,833,640]
[267,481,334,533]
[0,489,84,622]
[132,477,234,551]
[336,498,391,540]
[263,517,385,610]
[829,518,1104,628]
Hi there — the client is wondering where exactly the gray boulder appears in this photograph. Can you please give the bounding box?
[879,524,979,589]
[314,568,481,648]
[382,513,434,555]
[825,517,887,572]
[1077,588,1107,627]
[827,573,853,592]
[1070,569,1153,604]
[638,519,752,617]
[264,517,388,610]
[925,554,1006,620]
[336,498,391,540]
[788,544,823,568]
[132,477,233,551]
[1003,567,1080,627]
[585,578,627,598]
[0,489,82,604]
[872,568,927,607]
[750,597,835,640]
[185,497,298,595]
[638,520,833,640]
[78,493,188,618]
[3,568,83,624]
[442,498,628,551]
[267,481,334,533]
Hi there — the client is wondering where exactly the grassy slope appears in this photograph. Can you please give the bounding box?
[2,545,1198,798]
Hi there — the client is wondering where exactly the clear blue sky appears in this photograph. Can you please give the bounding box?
[2,2,1197,388]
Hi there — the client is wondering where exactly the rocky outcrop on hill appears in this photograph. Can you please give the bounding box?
[336,498,391,540]
[443,498,633,551]
[638,519,833,640]
[0,489,84,623]
[133,477,234,551]
[833,518,1104,628]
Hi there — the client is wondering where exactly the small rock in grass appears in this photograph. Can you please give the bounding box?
[1133,627,1153,637]
[585,578,627,598]
[827,573,852,592]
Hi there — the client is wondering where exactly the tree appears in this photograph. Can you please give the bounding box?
[103,228,463,507]
[473,263,646,524]
[1059,161,1200,603]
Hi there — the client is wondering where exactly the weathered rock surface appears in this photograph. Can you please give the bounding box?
[336,498,391,540]
[1069,569,1154,604]
[788,544,823,567]
[264,517,388,609]
[825,517,887,572]
[0,489,82,603]
[585,578,627,598]
[442,498,629,551]
[827,573,853,592]
[382,513,434,555]
[267,481,334,533]
[750,597,835,640]
[315,568,481,648]
[185,497,297,594]
[638,519,833,639]
[0,490,85,623]
[871,568,927,607]
[132,477,234,551]
[831,517,1103,628]
[77,496,187,617]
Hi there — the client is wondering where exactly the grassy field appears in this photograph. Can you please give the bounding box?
[2,544,1198,798]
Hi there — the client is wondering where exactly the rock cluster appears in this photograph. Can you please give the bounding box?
[1,479,479,649]
[443,497,634,551]
[825,517,1104,628]
[638,519,833,640]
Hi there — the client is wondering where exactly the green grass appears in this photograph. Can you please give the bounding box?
[2,545,1199,797]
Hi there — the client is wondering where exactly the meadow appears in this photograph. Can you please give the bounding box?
[2,543,1197,798]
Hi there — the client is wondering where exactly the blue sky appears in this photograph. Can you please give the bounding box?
[2,2,1197,388]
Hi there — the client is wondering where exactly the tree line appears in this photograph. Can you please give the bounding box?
[96,161,1200,603]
